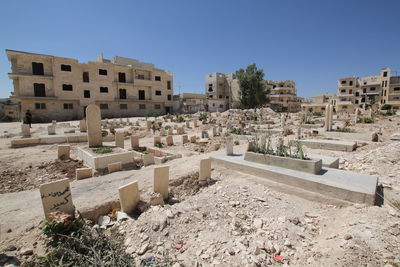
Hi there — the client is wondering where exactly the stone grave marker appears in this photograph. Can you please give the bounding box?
[154,166,169,200]
[199,158,211,180]
[115,132,125,148]
[39,178,75,220]
[118,181,140,213]
[131,135,139,149]
[86,104,103,148]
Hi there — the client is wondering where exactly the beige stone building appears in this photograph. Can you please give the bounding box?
[172,93,207,113]
[336,68,400,113]
[301,93,336,113]
[264,80,302,112]
[6,49,174,122]
[205,72,302,112]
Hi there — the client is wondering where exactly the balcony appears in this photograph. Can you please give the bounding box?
[8,73,54,80]
[135,75,151,81]
[114,97,153,102]
[336,101,353,105]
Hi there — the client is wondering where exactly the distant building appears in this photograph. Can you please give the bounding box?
[205,72,302,112]
[6,49,174,122]
[301,93,336,113]
[0,98,19,121]
[336,68,400,113]
[172,93,207,114]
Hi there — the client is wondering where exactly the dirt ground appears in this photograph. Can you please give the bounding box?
[0,112,399,266]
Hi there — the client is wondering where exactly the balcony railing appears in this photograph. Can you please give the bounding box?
[135,75,151,80]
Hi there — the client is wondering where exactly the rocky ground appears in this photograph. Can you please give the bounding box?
[0,111,399,266]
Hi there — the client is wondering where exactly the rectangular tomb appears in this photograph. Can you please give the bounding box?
[77,146,134,170]
[211,154,377,205]
[292,139,357,152]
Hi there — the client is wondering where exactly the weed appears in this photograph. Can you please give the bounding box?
[93,147,113,154]
[199,113,208,121]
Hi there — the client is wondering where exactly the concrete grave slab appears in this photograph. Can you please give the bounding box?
[76,168,93,180]
[58,145,70,159]
[211,154,377,205]
[293,139,357,152]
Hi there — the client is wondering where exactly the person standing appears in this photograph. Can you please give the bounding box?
[25,109,32,128]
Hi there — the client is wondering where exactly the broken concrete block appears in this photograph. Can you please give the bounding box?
[47,125,56,135]
[58,145,70,159]
[76,168,92,180]
[108,162,122,173]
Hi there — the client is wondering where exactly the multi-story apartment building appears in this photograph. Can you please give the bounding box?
[264,80,302,112]
[6,49,173,122]
[205,72,302,112]
[336,68,400,113]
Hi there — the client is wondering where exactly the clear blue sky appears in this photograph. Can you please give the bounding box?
[1,0,399,98]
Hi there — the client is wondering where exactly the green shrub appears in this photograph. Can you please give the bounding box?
[42,216,84,241]
[155,141,164,148]
[199,113,208,121]
[94,147,113,154]
[313,111,323,117]
[361,117,374,123]
[101,130,108,137]
[382,104,393,110]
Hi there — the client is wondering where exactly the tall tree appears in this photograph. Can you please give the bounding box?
[236,64,270,109]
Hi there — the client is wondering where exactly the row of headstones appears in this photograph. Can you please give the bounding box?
[20,119,88,138]
[39,158,212,220]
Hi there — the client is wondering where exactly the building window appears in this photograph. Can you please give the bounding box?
[34,83,46,97]
[155,76,161,81]
[32,62,44,75]
[349,89,352,94]
[139,104,146,110]
[35,103,46,109]
[219,104,224,108]
[355,100,359,104]
[62,84,73,91]
[383,71,388,77]
[83,72,89,83]
[120,104,128,110]
[139,90,145,100]
[167,95,171,101]
[61,64,71,71]
[341,81,346,85]
[219,95,223,99]
[63,103,73,109]
[100,87,108,93]
[99,69,107,75]
[167,81,171,89]
[385,81,388,87]
[155,104,161,109]
[84,90,90,98]
[355,92,359,96]
[99,104,108,109]
[155,90,162,96]
[349,81,353,86]
[119,89,127,99]
[118,72,126,83]
[137,74,145,80]
[370,87,376,91]
[394,87,400,91]
[340,89,346,93]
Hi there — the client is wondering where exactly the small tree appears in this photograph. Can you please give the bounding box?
[236,64,270,109]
